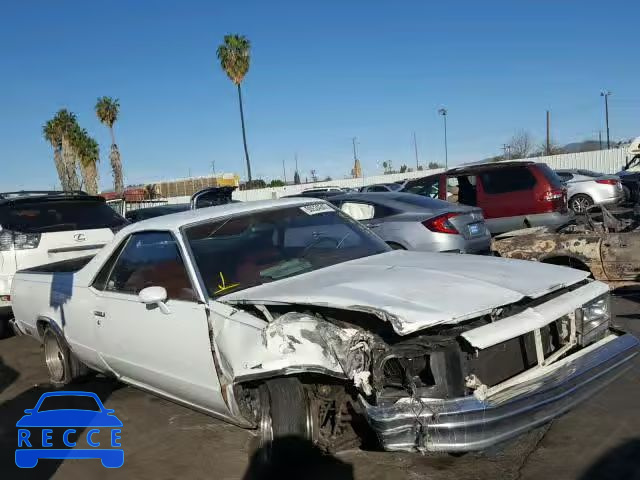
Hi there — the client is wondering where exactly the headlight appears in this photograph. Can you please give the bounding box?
[576,293,611,346]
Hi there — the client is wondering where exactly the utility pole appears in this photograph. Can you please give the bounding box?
[438,108,448,169]
[601,90,611,149]
[352,137,359,162]
[413,132,419,170]
[599,131,603,150]
[546,110,551,156]
[282,158,287,183]
[502,144,511,160]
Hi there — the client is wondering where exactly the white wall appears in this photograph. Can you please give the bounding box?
[165,147,632,205]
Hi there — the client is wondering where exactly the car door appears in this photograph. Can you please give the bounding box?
[91,231,228,415]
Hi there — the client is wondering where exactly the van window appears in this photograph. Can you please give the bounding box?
[480,167,536,194]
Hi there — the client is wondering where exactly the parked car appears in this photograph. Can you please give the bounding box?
[554,169,623,213]
[125,186,237,222]
[11,198,638,454]
[360,183,404,193]
[0,190,127,336]
[327,192,490,253]
[492,205,640,287]
[402,161,571,234]
[282,189,345,200]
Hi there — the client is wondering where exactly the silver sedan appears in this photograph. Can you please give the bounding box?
[555,169,624,213]
[328,192,491,253]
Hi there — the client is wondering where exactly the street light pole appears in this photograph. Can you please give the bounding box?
[600,90,611,149]
[438,108,448,169]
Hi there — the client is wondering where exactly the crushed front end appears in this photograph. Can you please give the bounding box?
[359,281,640,452]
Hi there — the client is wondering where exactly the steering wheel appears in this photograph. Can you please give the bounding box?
[302,236,339,257]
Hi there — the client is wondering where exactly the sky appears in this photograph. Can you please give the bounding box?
[1,0,639,191]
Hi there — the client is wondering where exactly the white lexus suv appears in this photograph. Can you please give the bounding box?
[0,191,127,335]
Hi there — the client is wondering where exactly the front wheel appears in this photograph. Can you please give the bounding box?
[257,378,315,447]
[569,194,593,213]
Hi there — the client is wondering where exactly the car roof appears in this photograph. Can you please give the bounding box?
[328,191,452,211]
[446,160,535,175]
[122,197,326,233]
[0,190,99,206]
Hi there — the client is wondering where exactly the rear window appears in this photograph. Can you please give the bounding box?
[0,200,128,233]
[536,164,565,189]
[480,167,536,194]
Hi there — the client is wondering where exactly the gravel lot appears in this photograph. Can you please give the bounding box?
[1,294,638,480]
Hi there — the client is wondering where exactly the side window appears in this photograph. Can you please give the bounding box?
[340,202,375,221]
[104,231,197,302]
[405,178,439,198]
[480,167,536,194]
[92,239,129,291]
[368,186,388,192]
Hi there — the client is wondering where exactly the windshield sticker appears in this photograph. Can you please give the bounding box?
[299,203,334,215]
[214,272,240,294]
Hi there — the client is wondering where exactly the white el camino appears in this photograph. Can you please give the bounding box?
[10,198,639,453]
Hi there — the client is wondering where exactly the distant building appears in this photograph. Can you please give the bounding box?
[101,173,240,200]
[351,158,362,178]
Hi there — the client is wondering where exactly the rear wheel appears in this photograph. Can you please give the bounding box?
[569,194,593,213]
[43,326,87,386]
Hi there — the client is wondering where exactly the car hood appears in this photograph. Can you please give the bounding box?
[223,251,590,336]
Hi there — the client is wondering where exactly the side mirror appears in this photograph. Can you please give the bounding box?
[138,286,170,314]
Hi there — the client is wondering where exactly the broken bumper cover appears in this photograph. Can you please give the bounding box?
[361,333,639,452]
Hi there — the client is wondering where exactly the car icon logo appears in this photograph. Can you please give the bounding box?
[73,233,87,242]
[15,391,123,468]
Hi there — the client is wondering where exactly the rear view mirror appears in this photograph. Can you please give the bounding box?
[138,286,170,314]
[341,202,375,221]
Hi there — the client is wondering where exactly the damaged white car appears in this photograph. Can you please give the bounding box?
[10,198,639,453]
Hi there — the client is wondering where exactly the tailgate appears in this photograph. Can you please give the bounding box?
[15,229,112,270]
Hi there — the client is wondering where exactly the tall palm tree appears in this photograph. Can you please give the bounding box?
[217,34,252,184]
[72,127,100,195]
[54,109,81,191]
[43,118,66,189]
[95,96,124,193]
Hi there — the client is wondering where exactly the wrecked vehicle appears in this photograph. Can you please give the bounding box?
[492,205,640,287]
[10,198,639,453]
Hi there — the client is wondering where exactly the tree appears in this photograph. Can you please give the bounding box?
[310,169,318,182]
[323,176,332,182]
[95,97,124,193]
[399,164,408,173]
[293,170,301,184]
[427,162,443,169]
[507,130,534,159]
[55,109,82,190]
[269,179,285,187]
[417,165,424,171]
[217,34,252,183]
[43,118,66,189]
[73,128,100,195]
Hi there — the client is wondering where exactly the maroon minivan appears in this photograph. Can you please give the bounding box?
[402,161,571,234]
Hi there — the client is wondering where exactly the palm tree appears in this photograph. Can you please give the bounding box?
[43,118,66,189]
[54,109,81,191]
[95,96,124,193]
[72,127,100,195]
[217,34,252,184]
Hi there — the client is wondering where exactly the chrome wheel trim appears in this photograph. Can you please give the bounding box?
[44,331,65,383]
[571,196,591,213]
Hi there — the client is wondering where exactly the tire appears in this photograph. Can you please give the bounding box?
[569,194,593,213]
[42,326,87,386]
[254,378,314,454]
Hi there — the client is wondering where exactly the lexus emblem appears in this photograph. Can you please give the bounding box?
[73,233,87,242]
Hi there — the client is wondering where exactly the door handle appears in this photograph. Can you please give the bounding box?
[93,310,105,317]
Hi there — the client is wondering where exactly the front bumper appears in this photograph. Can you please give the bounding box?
[361,333,639,453]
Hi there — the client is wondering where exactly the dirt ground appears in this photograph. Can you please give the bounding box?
[1,293,638,480]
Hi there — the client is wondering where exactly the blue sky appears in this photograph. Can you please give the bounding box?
[1,1,639,191]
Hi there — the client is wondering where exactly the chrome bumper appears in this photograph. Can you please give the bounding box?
[361,333,639,453]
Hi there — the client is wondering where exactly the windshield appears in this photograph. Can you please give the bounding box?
[0,200,128,233]
[183,203,389,297]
